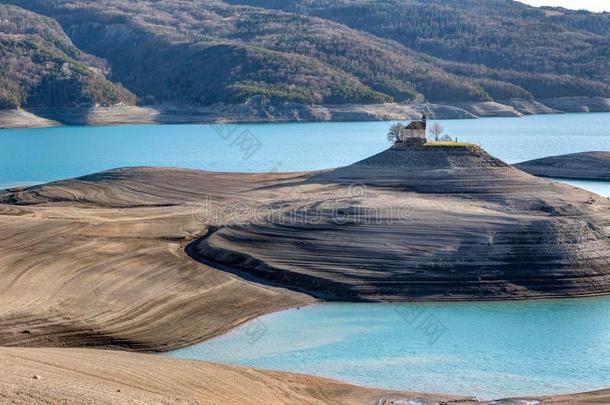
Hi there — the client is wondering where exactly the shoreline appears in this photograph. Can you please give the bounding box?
[167,296,610,405]
[0,346,609,404]
[2,97,609,129]
[0,346,472,405]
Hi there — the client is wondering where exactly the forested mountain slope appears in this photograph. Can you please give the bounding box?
[228,0,610,97]
[4,0,487,104]
[0,5,134,109]
[2,0,609,108]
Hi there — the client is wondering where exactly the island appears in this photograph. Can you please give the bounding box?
[515,151,610,180]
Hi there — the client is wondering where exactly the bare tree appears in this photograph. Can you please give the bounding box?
[429,122,444,141]
[387,122,404,142]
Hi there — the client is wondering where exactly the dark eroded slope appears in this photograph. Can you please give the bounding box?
[193,146,610,301]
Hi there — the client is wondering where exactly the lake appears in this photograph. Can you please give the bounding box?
[1,112,610,189]
[166,298,610,399]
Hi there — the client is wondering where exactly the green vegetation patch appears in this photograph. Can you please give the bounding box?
[424,141,480,150]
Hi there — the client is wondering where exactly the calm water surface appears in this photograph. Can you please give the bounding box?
[1,112,610,189]
[167,299,610,399]
[556,179,610,198]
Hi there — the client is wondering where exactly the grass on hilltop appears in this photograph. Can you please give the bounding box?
[424,141,479,148]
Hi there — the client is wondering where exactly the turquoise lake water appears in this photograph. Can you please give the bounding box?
[1,112,610,189]
[166,299,610,399]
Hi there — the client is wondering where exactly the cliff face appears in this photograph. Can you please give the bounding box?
[540,97,610,113]
[193,145,610,301]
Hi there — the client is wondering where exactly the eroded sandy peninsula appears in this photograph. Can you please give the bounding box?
[193,145,610,301]
[2,145,610,347]
[1,144,609,403]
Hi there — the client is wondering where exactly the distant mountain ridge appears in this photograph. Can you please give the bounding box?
[1,0,609,109]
